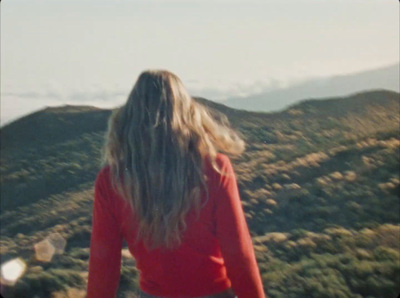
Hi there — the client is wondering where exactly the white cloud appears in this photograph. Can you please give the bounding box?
[1,78,277,125]
[0,89,127,126]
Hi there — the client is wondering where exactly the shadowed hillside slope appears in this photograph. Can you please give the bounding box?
[0,90,399,298]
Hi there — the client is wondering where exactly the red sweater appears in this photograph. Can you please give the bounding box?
[87,154,265,298]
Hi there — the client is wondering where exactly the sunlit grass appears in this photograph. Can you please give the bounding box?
[0,90,399,297]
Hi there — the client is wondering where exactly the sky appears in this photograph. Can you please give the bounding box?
[1,0,399,125]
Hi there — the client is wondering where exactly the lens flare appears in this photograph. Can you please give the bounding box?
[1,258,27,286]
[47,233,67,255]
[34,239,56,262]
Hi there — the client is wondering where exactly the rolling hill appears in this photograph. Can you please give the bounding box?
[0,90,399,297]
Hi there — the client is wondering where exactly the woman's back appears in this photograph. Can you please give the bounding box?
[86,70,265,297]
[88,154,264,297]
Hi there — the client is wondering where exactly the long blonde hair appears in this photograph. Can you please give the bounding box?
[103,70,244,249]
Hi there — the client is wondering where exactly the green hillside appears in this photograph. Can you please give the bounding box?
[0,90,399,297]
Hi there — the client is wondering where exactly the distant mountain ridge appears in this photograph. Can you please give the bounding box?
[224,63,399,112]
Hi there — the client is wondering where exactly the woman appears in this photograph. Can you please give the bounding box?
[87,70,265,298]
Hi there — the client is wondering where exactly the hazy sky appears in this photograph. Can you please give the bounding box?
[1,0,399,125]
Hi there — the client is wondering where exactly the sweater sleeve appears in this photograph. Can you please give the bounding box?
[87,169,123,298]
[215,155,265,298]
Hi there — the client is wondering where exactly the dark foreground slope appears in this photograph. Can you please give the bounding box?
[0,90,399,297]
